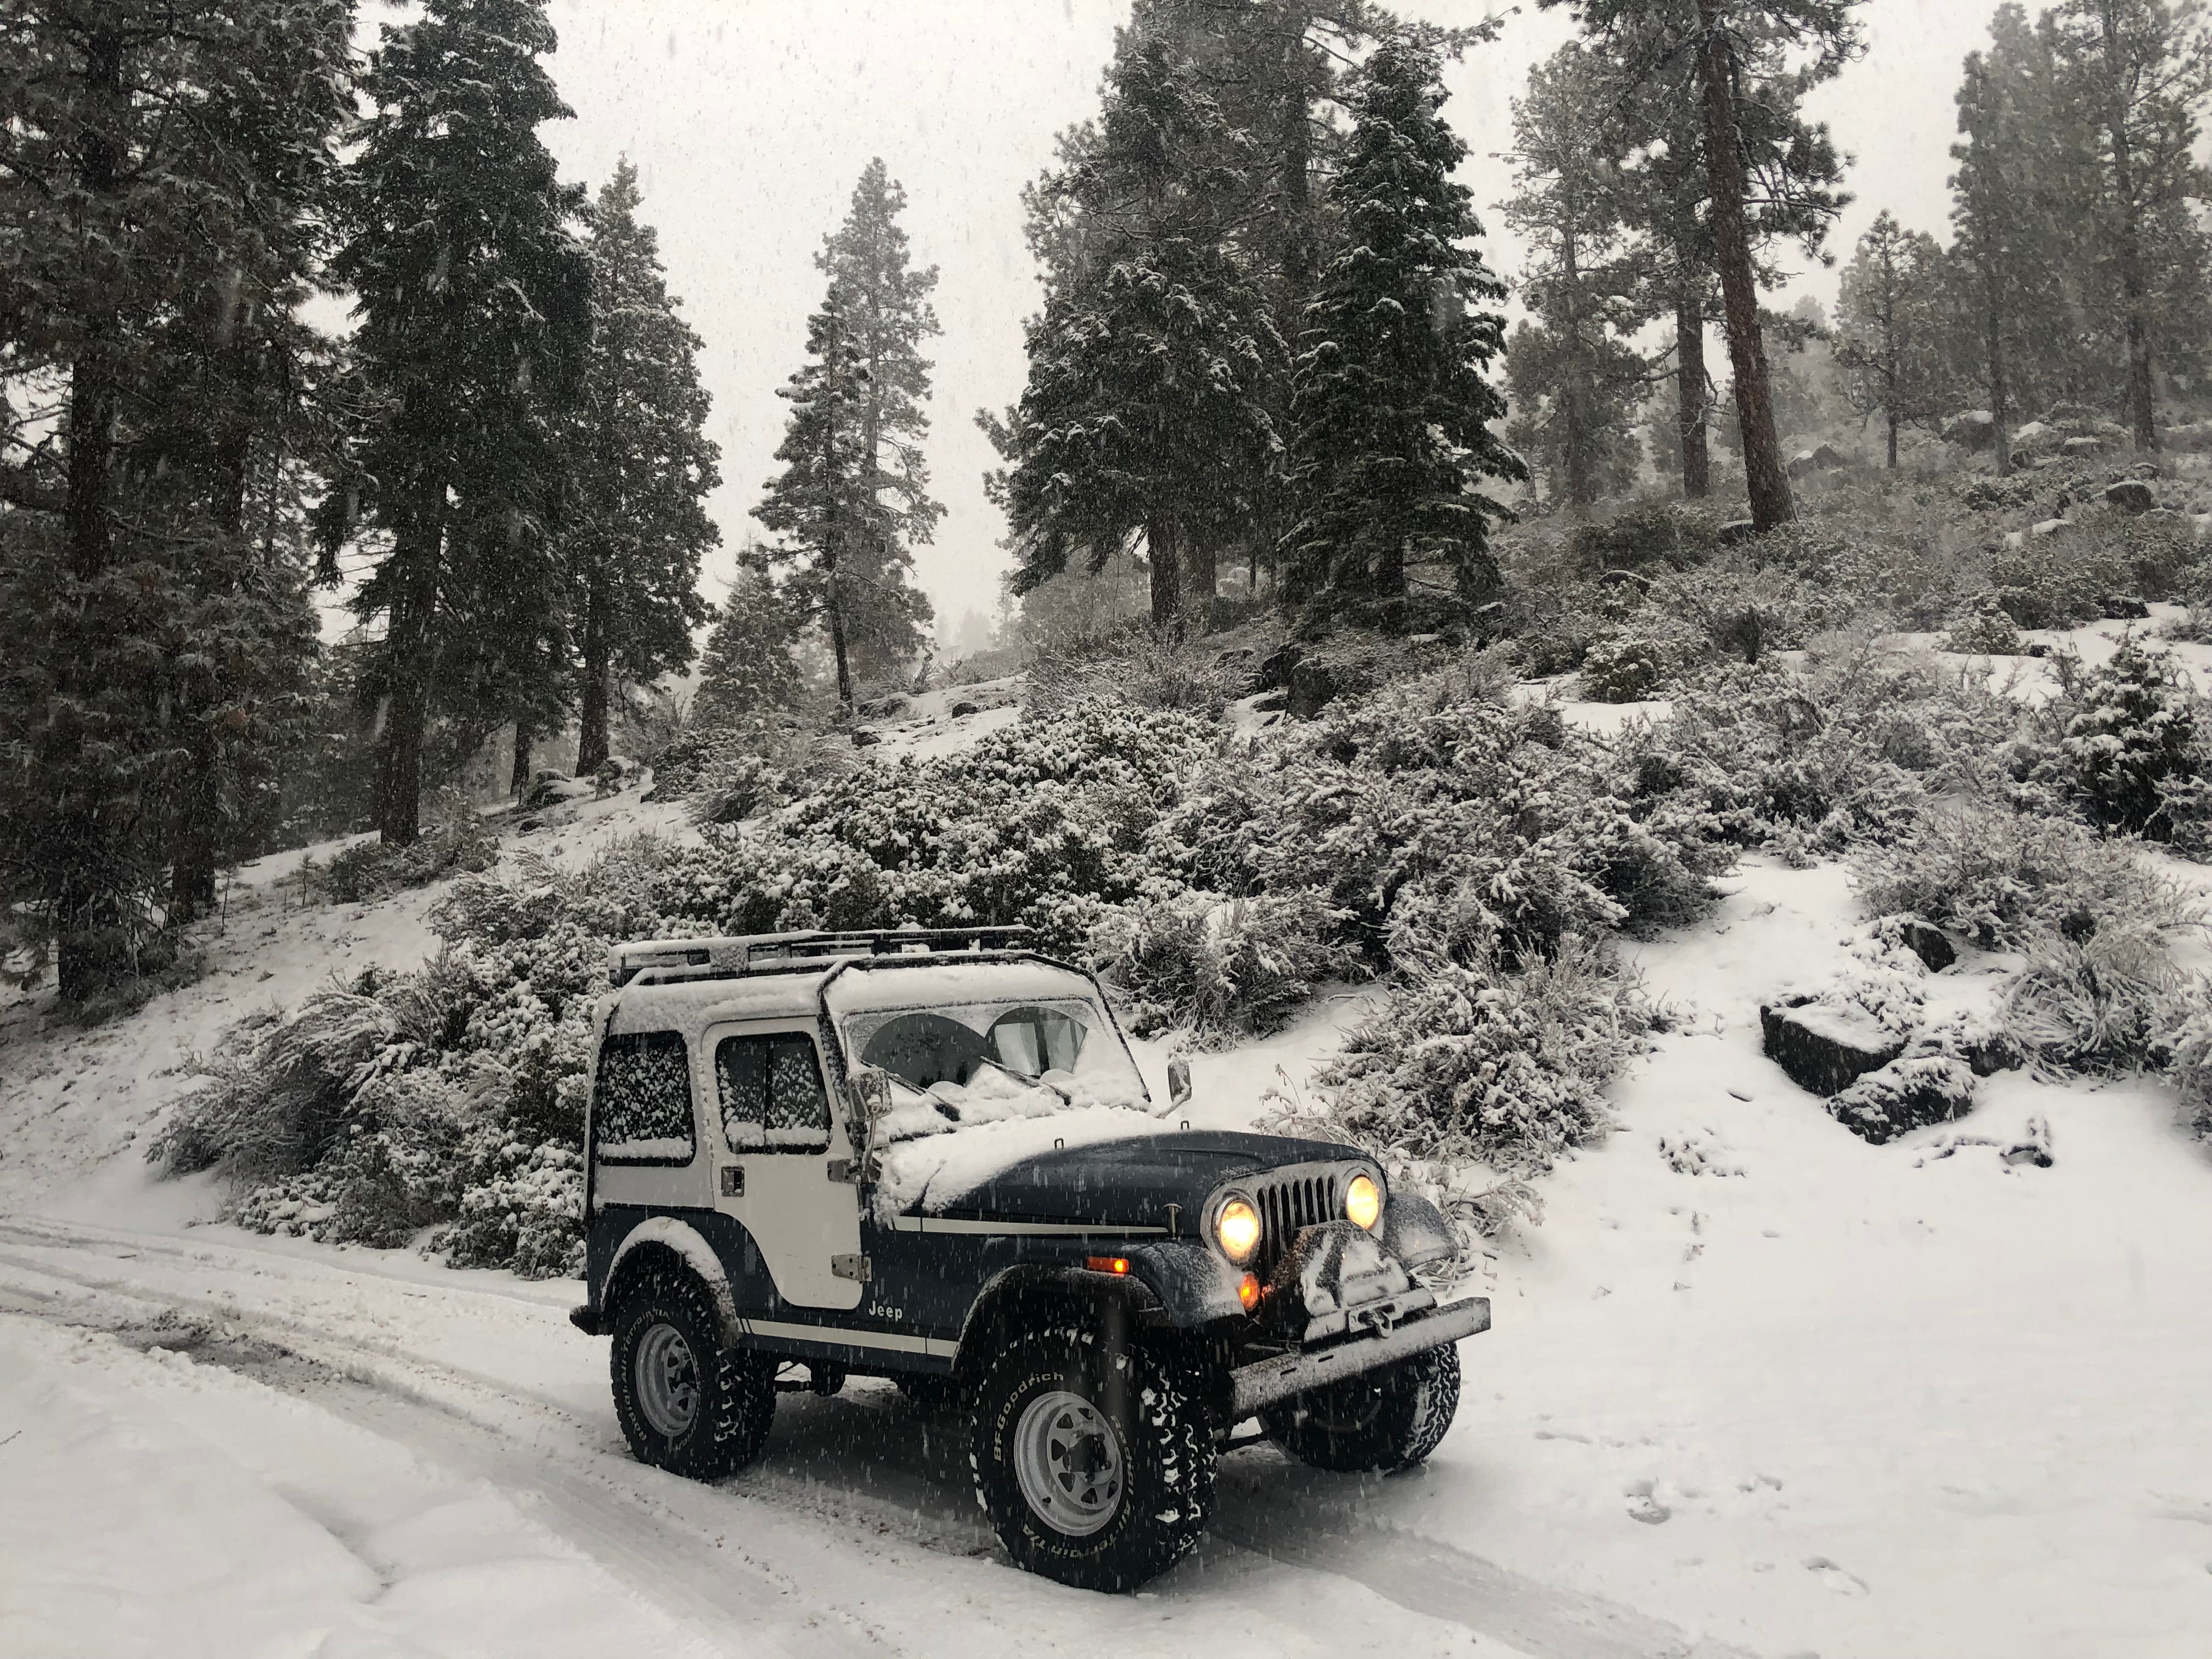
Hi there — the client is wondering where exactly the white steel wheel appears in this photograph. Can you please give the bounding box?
[633,1320,701,1438]
[1011,1388,1126,1537]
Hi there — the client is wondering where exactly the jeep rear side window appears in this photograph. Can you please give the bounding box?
[716,1033,831,1153]
[593,1030,695,1163]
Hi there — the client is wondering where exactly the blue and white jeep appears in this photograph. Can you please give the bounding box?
[569,927,1489,1590]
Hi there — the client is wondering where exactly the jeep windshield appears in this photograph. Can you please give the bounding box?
[823,960,1151,1142]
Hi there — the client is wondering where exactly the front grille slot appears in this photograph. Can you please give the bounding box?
[1251,1166,1345,1278]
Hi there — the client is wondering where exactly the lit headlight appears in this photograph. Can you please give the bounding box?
[1344,1173,1382,1232]
[1214,1196,1261,1263]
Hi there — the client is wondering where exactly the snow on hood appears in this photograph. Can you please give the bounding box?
[871,1105,1176,1221]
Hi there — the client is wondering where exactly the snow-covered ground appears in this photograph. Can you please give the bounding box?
[4,701,2211,1658]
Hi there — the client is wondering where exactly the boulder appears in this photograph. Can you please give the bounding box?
[1250,689,1289,713]
[1286,657,1344,720]
[2011,419,2057,453]
[2102,479,2158,515]
[1943,410,1997,451]
[859,693,909,719]
[1889,918,1956,973]
[1257,643,1303,691]
[949,698,981,718]
[2163,421,2212,454]
[1760,998,1906,1097]
[1716,519,1759,548]
[2121,460,2163,481]
[850,727,883,748]
[2061,435,2103,458]
[1825,1054,1976,1145]
[2102,595,2151,620]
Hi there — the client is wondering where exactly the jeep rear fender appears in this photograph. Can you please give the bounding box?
[603,1215,742,1341]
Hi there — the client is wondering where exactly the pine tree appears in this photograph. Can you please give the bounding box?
[1950,11,2062,475]
[324,0,591,844]
[0,0,352,995]
[566,161,719,775]
[1279,36,1519,619]
[1502,44,1649,511]
[994,29,1282,627]
[810,159,941,684]
[693,564,806,729]
[1833,212,1951,466]
[2043,0,2212,450]
[1548,0,1863,531]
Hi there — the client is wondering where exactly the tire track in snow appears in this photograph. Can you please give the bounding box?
[0,1215,1744,1658]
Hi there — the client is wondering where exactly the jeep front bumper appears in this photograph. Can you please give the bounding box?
[1227,1295,1491,1419]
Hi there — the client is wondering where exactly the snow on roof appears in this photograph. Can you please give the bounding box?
[606,971,828,1034]
[821,957,1099,1016]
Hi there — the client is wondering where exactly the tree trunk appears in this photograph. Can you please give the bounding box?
[1183,533,1217,624]
[172,417,256,922]
[1887,413,1900,470]
[1695,1,1793,531]
[511,725,533,795]
[576,580,611,774]
[1675,285,1711,499]
[2100,5,2159,451]
[1146,517,1183,629]
[374,490,443,847]
[825,549,854,712]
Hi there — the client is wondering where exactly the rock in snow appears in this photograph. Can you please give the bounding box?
[1760,997,1905,1096]
[2102,479,2158,515]
[1825,1053,1976,1144]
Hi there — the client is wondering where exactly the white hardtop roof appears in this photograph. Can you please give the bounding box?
[607,971,830,1035]
[821,958,1099,1016]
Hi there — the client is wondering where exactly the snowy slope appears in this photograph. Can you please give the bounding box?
[3,699,2211,1656]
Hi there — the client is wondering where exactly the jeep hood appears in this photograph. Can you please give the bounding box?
[873,1113,1367,1228]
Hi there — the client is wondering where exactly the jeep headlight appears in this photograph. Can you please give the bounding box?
[1214,1196,1261,1264]
[1344,1172,1382,1232]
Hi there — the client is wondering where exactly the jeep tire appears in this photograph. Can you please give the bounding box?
[611,1265,776,1479]
[969,1324,1213,1592]
[1262,1341,1461,1474]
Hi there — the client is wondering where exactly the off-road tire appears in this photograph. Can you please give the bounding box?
[1262,1340,1461,1474]
[969,1323,1214,1592]
[610,1265,775,1479]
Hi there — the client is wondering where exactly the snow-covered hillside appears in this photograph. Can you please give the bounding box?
[3,684,2210,1659]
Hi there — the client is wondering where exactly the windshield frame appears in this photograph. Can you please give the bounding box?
[812,951,1152,1113]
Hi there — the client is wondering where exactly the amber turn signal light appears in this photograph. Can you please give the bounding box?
[1086,1255,1130,1274]
[1237,1272,1261,1311]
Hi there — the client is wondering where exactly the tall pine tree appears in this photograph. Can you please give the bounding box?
[758,162,939,708]
[993,27,1280,627]
[565,161,719,775]
[1280,37,1519,620]
[0,0,352,995]
[1833,212,1951,466]
[324,0,589,845]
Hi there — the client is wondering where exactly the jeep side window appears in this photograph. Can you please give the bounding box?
[592,1030,695,1164]
[716,1032,832,1153]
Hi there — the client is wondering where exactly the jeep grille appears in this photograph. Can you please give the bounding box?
[1250,1165,1347,1274]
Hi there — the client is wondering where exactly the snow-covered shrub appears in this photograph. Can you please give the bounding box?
[1153,676,1724,967]
[1569,498,1723,573]
[318,820,498,905]
[1025,623,1256,719]
[2002,921,2184,1071]
[1579,628,1672,702]
[1944,595,2024,656]
[1646,561,1840,666]
[2058,634,2200,838]
[1853,802,2195,952]
[1988,535,2119,630]
[1089,890,1362,1043]
[2162,991,2212,1141]
[1277,934,1651,1181]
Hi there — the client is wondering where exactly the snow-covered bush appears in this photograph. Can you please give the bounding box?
[1988,535,2119,630]
[1944,595,2024,656]
[1090,891,1362,1042]
[317,820,498,905]
[2002,921,2185,1072]
[1579,628,1672,702]
[1024,623,1256,719]
[2162,991,2212,1141]
[1568,497,1723,573]
[1853,802,2194,952]
[1276,934,1651,1186]
[2058,634,2200,838]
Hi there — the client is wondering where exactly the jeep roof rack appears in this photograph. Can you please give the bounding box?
[607,926,1036,989]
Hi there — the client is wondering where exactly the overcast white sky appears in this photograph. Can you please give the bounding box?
[503,1,1995,635]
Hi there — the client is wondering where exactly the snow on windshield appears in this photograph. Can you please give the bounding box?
[840,995,1149,1135]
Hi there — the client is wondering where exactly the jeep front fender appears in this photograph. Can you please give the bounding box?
[1125,1238,1249,1325]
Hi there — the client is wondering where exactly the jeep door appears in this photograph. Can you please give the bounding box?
[705,1020,864,1310]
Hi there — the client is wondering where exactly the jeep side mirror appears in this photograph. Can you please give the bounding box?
[849,1066,892,1135]
[1167,1057,1192,1111]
